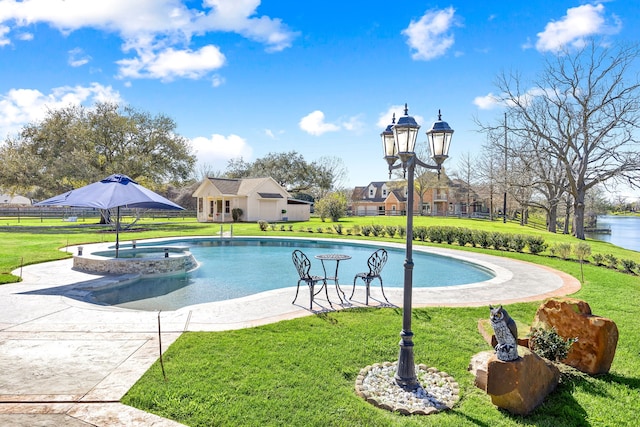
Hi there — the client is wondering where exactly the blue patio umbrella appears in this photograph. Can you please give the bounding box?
[35,174,184,257]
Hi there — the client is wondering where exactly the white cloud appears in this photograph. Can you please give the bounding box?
[0,83,122,138]
[190,133,253,169]
[299,110,364,136]
[377,105,425,130]
[211,74,225,87]
[341,114,364,132]
[535,4,622,52]
[473,93,501,110]
[265,129,275,139]
[117,45,226,81]
[402,7,457,61]
[0,24,9,46]
[0,0,297,79]
[299,110,340,136]
[68,47,91,67]
[473,87,552,111]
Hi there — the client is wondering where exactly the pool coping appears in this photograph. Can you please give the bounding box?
[0,236,581,426]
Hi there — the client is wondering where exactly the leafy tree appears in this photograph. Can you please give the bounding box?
[314,192,347,222]
[225,151,333,197]
[0,102,195,199]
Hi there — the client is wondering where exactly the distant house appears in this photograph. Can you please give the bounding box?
[192,177,311,223]
[0,194,31,206]
[351,175,454,216]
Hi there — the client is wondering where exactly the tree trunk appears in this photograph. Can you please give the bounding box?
[547,204,557,233]
[573,191,586,239]
[489,192,494,221]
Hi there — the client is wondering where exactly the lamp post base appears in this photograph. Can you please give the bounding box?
[395,331,419,390]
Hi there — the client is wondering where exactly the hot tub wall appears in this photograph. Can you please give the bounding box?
[74,252,198,275]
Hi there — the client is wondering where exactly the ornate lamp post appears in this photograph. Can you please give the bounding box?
[381,104,454,389]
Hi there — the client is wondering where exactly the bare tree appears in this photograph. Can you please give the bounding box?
[451,152,475,217]
[486,41,640,239]
[510,132,569,232]
[476,142,502,220]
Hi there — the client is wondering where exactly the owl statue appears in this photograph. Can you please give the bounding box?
[489,305,519,361]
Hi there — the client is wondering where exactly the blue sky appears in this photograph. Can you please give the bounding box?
[1,0,639,201]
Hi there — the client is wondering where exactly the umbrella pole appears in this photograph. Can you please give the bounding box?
[116,206,120,258]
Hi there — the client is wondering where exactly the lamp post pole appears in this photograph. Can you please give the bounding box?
[395,154,418,388]
[382,104,453,389]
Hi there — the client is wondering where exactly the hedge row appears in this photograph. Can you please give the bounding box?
[257,221,638,275]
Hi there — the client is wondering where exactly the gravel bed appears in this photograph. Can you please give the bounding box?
[355,362,460,415]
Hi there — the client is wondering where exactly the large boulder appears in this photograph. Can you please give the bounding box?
[533,298,618,375]
[484,347,560,415]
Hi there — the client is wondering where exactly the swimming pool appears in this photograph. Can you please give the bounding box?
[88,237,495,311]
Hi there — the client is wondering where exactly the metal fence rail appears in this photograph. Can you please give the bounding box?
[0,207,196,222]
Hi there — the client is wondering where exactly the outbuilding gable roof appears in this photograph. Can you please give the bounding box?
[193,177,291,198]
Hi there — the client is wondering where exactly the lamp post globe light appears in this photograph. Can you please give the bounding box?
[381,103,453,389]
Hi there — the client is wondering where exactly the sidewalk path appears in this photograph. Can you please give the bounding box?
[0,240,580,426]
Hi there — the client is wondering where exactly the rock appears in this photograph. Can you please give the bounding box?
[533,298,619,375]
[468,350,493,391]
[485,346,560,415]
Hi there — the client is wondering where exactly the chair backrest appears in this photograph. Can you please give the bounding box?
[292,249,312,279]
[367,249,388,276]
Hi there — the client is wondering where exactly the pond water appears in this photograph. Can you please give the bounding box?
[585,215,640,252]
[89,238,495,311]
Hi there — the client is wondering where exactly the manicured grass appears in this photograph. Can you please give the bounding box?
[2,215,639,426]
[122,258,639,426]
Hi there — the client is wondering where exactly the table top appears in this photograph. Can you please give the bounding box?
[315,254,352,261]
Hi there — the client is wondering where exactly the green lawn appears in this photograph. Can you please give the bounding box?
[2,215,639,426]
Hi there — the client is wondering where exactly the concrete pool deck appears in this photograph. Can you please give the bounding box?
[0,240,580,426]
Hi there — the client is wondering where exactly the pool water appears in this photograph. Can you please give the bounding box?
[89,238,495,311]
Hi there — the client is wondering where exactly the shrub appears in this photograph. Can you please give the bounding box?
[591,253,605,266]
[371,224,384,237]
[316,227,323,233]
[333,224,343,235]
[288,225,294,232]
[361,225,372,236]
[620,259,637,274]
[231,208,243,222]
[508,234,527,252]
[269,224,276,231]
[526,235,548,255]
[258,220,269,231]
[385,225,397,238]
[604,254,619,269]
[397,225,406,238]
[473,230,491,249]
[457,227,474,247]
[528,325,577,362]
[427,226,444,243]
[352,225,361,236]
[490,232,508,250]
[443,227,456,245]
[279,225,285,231]
[550,243,572,260]
[314,192,347,222]
[413,226,427,241]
